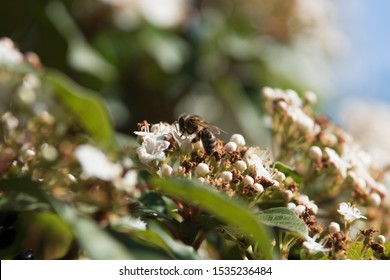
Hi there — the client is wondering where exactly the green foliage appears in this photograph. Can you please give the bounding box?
[44,70,114,148]
[151,177,275,260]
[257,207,308,238]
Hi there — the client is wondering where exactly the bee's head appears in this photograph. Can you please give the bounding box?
[178,114,186,130]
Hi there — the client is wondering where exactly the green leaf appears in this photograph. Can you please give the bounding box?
[44,70,114,148]
[348,242,374,260]
[274,162,303,185]
[151,177,275,259]
[257,207,308,238]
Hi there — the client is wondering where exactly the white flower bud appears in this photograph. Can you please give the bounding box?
[294,205,306,215]
[328,222,340,234]
[253,183,264,193]
[195,163,209,177]
[377,235,386,244]
[220,171,233,182]
[224,141,237,152]
[309,146,322,162]
[180,139,193,154]
[370,192,381,207]
[283,190,293,202]
[242,175,254,186]
[40,144,58,162]
[198,177,205,184]
[273,171,286,182]
[234,160,247,172]
[1,112,19,131]
[160,164,173,177]
[230,134,246,147]
[288,202,296,209]
[303,91,317,104]
[262,87,275,99]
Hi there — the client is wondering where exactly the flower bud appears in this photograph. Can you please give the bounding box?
[224,141,237,152]
[195,163,209,177]
[309,146,322,162]
[234,160,247,172]
[242,175,254,186]
[220,171,233,182]
[253,183,264,193]
[377,235,386,244]
[328,222,340,234]
[282,190,293,202]
[160,164,173,177]
[230,134,246,147]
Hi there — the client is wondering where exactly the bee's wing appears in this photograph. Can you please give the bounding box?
[200,122,225,135]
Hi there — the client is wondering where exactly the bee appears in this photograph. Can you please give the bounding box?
[177,114,223,155]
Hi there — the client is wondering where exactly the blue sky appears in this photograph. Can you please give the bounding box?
[334,0,390,103]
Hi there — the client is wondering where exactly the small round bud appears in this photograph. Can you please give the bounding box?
[303,91,317,104]
[195,163,209,177]
[328,222,340,234]
[160,164,173,177]
[309,146,322,162]
[242,175,254,186]
[198,177,205,184]
[40,144,58,162]
[253,183,264,193]
[282,190,293,202]
[224,141,237,152]
[180,139,193,154]
[230,134,246,147]
[370,192,381,207]
[287,202,296,211]
[273,171,286,182]
[1,112,19,131]
[376,235,386,244]
[234,160,247,172]
[220,171,233,182]
[294,205,306,215]
[262,87,275,99]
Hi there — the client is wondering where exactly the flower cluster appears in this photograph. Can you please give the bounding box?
[262,87,389,211]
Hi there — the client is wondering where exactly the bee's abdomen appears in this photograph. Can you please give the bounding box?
[200,129,216,155]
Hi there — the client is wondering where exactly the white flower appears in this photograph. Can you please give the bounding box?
[134,122,171,140]
[309,146,322,162]
[0,37,23,68]
[116,170,137,193]
[113,216,146,231]
[136,135,170,165]
[303,235,329,254]
[297,194,318,214]
[244,147,272,180]
[337,202,367,222]
[325,147,351,178]
[75,144,122,181]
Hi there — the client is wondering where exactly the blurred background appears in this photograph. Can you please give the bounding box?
[1,0,389,160]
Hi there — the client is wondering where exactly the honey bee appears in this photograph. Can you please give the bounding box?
[177,114,223,155]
